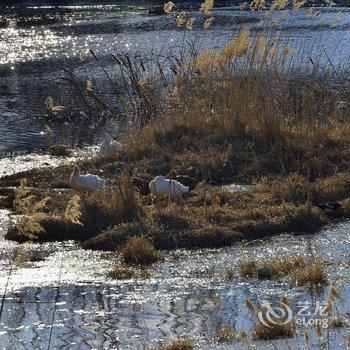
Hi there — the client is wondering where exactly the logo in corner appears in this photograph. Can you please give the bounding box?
[257,300,293,328]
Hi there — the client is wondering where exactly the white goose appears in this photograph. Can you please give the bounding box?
[149,175,189,204]
[69,165,106,193]
[99,133,122,155]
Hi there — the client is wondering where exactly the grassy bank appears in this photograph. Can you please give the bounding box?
[2,16,350,254]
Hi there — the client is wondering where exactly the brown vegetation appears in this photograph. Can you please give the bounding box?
[159,339,194,350]
[120,236,163,265]
[292,260,328,290]
[107,265,151,280]
[216,325,235,342]
[2,23,350,256]
[237,256,328,289]
[246,296,296,341]
[253,322,296,341]
[13,246,47,267]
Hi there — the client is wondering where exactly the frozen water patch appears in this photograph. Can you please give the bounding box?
[0,146,97,178]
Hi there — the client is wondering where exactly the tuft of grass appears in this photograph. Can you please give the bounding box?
[159,339,194,350]
[108,266,136,280]
[120,236,163,265]
[238,255,304,279]
[81,172,143,235]
[253,322,296,341]
[6,216,84,242]
[46,143,73,157]
[292,260,328,290]
[238,256,328,290]
[225,269,235,281]
[329,315,346,328]
[216,325,235,343]
[65,195,83,225]
[13,246,47,267]
[238,260,258,277]
[107,265,151,280]
[251,296,296,341]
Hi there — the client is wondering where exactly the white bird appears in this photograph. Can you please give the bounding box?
[99,133,122,155]
[149,175,189,204]
[69,165,106,193]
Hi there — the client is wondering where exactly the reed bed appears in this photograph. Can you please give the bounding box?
[3,5,350,255]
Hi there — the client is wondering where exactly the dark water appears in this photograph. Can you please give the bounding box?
[1,2,350,154]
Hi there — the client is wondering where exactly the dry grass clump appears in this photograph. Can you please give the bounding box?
[81,174,143,235]
[216,325,235,342]
[12,179,45,214]
[81,221,145,250]
[6,215,84,242]
[255,174,309,204]
[159,339,194,350]
[108,266,135,279]
[5,180,55,241]
[4,174,330,250]
[120,236,163,265]
[329,316,346,328]
[253,321,296,341]
[255,172,350,210]
[6,171,143,243]
[13,246,47,267]
[107,265,151,280]
[65,194,83,225]
[0,187,15,209]
[238,256,328,289]
[225,269,235,281]
[292,260,328,290]
[45,143,73,157]
[246,296,296,341]
[233,204,327,237]
[313,172,350,203]
[264,256,305,278]
[238,260,258,277]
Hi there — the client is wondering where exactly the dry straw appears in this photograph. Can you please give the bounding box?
[203,17,214,29]
[164,1,174,13]
[200,0,214,13]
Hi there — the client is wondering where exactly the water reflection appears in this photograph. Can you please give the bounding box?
[1,3,350,154]
[0,208,349,348]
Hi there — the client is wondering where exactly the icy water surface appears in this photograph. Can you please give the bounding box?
[1,1,350,154]
[0,144,97,177]
[0,206,349,349]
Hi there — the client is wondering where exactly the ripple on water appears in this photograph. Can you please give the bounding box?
[0,205,349,348]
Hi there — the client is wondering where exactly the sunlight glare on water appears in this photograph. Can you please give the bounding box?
[1,3,350,153]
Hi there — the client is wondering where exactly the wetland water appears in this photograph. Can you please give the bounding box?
[1,1,350,153]
[0,203,349,349]
[1,2,350,349]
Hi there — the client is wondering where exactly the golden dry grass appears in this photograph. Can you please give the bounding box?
[159,339,194,350]
[108,266,136,279]
[3,22,350,254]
[120,236,163,265]
[292,260,328,290]
[238,256,328,289]
[238,260,258,277]
[107,265,151,280]
[13,246,47,268]
[216,325,235,343]
[253,322,296,341]
[5,175,332,249]
[250,296,296,341]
